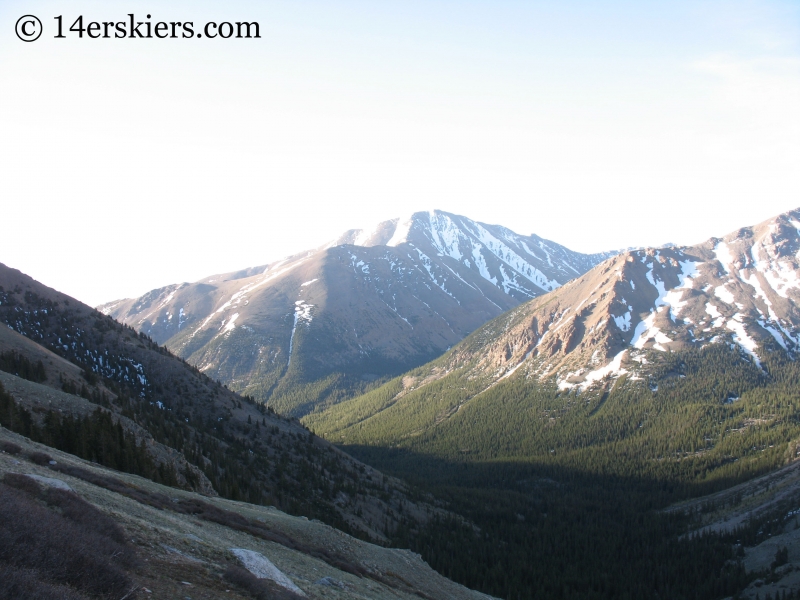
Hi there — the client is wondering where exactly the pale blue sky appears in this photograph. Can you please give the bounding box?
[1,0,798,305]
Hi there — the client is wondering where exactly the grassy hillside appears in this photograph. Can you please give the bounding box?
[0,428,492,600]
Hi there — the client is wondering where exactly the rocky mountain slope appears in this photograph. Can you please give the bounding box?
[455,205,800,390]
[332,207,800,402]
[100,210,613,416]
[0,262,448,543]
[307,207,800,464]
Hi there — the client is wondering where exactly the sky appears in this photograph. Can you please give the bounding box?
[1,0,798,306]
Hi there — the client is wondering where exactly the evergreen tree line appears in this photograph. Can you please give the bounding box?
[0,351,46,383]
[0,381,176,485]
[0,286,381,534]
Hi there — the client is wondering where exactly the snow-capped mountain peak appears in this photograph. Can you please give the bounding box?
[457,207,800,393]
[100,210,613,415]
[333,210,613,300]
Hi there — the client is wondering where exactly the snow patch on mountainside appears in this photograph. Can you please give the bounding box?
[715,285,736,306]
[663,260,699,320]
[630,311,672,351]
[352,223,382,246]
[558,350,628,391]
[499,265,534,296]
[415,248,458,301]
[715,242,735,274]
[726,314,761,367]
[468,222,561,292]
[189,258,309,340]
[705,302,725,328]
[427,212,464,260]
[613,311,632,331]
[387,215,414,247]
[628,258,695,350]
[221,313,239,335]
[288,300,313,367]
[471,246,497,285]
[760,261,800,299]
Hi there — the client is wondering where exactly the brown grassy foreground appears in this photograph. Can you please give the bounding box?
[0,477,136,599]
[0,426,493,600]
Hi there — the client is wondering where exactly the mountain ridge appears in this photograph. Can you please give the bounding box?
[306,206,800,459]
[100,210,615,416]
[461,206,800,391]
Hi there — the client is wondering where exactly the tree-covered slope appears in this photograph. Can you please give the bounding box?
[309,342,800,490]
[0,262,445,543]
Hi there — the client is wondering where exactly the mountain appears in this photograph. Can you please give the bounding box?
[100,210,614,416]
[0,262,453,543]
[307,207,800,476]
[301,207,800,599]
[458,205,800,390]
[3,211,789,599]
[311,207,800,421]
